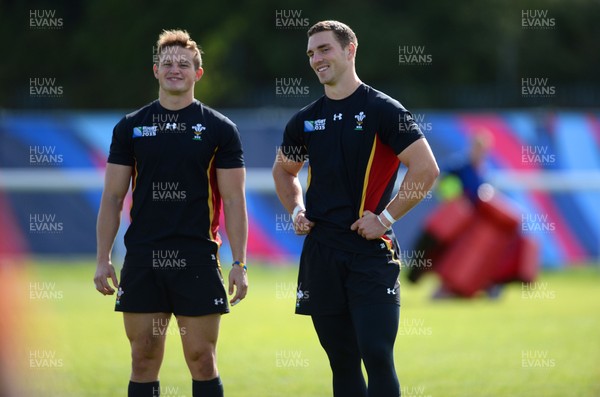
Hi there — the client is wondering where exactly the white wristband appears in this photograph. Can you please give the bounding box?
[381,209,396,226]
[292,205,305,223]
[376,215,390,230]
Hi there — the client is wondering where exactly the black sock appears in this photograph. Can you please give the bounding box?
[193,377,223,397]
[128,380,160,397]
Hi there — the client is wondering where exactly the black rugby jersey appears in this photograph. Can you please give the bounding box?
[281,84,424,255]
[108,99,244,267]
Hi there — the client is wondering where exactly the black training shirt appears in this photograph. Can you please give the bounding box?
[108,99,244,267]
[281,84,423,255]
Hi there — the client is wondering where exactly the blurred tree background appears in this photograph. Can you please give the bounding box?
[1,0,598,109]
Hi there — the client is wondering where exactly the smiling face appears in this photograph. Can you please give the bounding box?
[306,30,355,87]
[153,46,203,95]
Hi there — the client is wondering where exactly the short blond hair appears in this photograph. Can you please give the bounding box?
[156,29,203,69]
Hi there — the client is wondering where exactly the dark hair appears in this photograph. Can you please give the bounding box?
[307,20,358,49]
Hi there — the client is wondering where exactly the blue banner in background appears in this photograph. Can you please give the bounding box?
[0,110,598,266]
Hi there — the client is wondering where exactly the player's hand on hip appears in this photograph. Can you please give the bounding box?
[93,261,119,295]
[350,210,388,240]
[228,265,248,305]
[294,211,315,235]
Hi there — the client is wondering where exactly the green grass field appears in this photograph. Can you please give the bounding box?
[10,260,600,397]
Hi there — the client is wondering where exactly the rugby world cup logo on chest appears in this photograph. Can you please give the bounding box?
[304,119,326,132]
[132,126,158,138]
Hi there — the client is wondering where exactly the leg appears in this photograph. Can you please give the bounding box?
[123,312,170,396]
[124,312,170,382]
[312,314,367,397]
[177,314,223,397]
[351,304,400,397]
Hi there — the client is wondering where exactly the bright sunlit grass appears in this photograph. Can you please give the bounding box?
[10,260,600,397]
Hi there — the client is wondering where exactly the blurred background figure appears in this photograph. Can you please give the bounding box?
[448,130,494,203]
[407,129,539,299]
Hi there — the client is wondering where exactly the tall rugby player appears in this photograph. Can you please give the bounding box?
[273,21,439,396]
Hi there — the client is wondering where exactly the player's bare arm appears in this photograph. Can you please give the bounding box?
[272,148,314,235]
[94,163,132,295]
[351,138,439,240]
[216,167,249,304]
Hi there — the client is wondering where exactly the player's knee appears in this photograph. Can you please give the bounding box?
[360,342,393,370]
[318,343,361,373]
[130,336,164,374]
[186,347,218,379]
